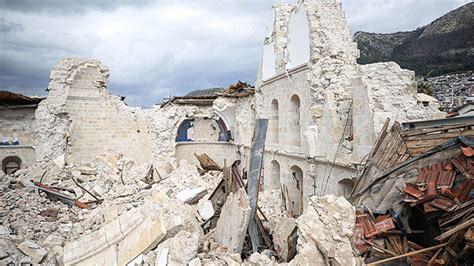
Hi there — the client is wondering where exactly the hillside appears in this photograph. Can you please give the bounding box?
[354,3,474,76]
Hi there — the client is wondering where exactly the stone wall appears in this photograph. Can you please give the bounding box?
[0,107,37,171]
[175,142,238,167]
[246,0,445,206]
[35,58,154,165]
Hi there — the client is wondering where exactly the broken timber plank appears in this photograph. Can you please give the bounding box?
[194,153,222,171]
[367,243,448,265]
[435,218,474,241]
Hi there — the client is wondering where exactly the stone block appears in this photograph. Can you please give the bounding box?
[42,234,64,249]
[103,204,119,224]
[197,199,215,220]
[117,215,166,265]
[214,188,250,253]
[273,217,297,262]
[154,230,199,265]
[17,240,48,264]
[175,187,207,204]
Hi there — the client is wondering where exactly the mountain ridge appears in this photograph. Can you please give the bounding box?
[354,2,474,77]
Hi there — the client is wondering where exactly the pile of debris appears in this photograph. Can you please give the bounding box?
[0,125,360,265]
[351,117,474,265]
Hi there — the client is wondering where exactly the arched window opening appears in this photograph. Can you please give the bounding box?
[338,178,354,198]
[2,156,22,175]
[270,99,279,144]
[286,6,310,69]
[270,160,281,190]
[290,165,304,216]
[217,117,231,141]
[290,95,301,147]
[176,116,231,143]
[176,119,194,142]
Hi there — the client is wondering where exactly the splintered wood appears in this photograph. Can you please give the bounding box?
[194,153,222,171]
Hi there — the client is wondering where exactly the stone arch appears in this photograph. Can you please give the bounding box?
[175,114,231,142]
[290,94,301,147]
[270,99,279,144]
[289,165,304,216]
[270,160,281,190]
[2,156,22,174]
[338,178,354,198]
[175,118,194,142]
[286,5,310,69]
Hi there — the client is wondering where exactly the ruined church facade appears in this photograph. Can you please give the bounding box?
[1,0,443,216]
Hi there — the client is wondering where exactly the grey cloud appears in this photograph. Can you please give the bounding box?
[0,17,24,34]
[0,0,470,107]
[0,0,155,13]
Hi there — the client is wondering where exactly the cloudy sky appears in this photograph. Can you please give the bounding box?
[0,0,471,106]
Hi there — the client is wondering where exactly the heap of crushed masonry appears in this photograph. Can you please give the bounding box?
[0,154,357,265]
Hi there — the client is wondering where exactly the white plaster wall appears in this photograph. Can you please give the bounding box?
[0,108,36,146]
[175,142,238,168]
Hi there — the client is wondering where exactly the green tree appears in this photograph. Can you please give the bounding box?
[417,81,432,96]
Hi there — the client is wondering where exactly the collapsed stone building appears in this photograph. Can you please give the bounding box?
[2,0,464,265]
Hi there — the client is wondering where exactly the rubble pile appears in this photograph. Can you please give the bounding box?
[291,195,357,265]
[0,171,78,264]
[258,189,286,230]
[0,149,360,265]
[350,119,474,265]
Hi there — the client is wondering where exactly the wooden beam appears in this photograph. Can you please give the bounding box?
[435,218,474,241]
[367,243,448,265]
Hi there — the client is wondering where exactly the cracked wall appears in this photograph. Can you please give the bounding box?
[252,0,445,203]
[35,58,153,165]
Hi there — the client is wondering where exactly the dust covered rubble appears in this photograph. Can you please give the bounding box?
[0,155,358,265]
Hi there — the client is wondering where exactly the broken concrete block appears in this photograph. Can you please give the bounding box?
[0,226,9,236]
[273,217,297,262]
[154,230,199,265]
[294,195,356,266]
[42,234,63,249]
[214,188,250,253]
[188,257,201,266]
[17,240,48,264]
[92,184,106,197]
[176,187,207,204]
[155,247,169,265]
[71,170,81,179]
[127,254,144,266]
[0,257,13,266]
[78,166,97,175]
[197,199,215,220]
[53,154,65,168]
[247,252,276,265]
[103,204,119,224]
[0,249,8,260]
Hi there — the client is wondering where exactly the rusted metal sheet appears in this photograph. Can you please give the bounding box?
[34,181,90,209]
[247,118,269,252]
